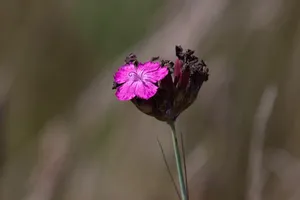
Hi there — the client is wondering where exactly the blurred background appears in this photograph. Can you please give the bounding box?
[1,0,300,200]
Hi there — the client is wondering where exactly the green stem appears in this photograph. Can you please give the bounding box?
[169,121,187,200]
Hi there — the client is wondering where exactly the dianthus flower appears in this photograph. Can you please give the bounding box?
[113,60,168,101]
[112,45,209,200]
[113,45,209,122]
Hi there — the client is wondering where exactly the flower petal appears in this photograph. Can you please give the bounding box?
[134,81,158,100]
[137,61,168,83]
[115,81,136,101]
[145,67,169,83]
[138,61,160,73]
[114,64,136,84]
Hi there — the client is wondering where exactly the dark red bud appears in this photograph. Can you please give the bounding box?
[174,59,183,86]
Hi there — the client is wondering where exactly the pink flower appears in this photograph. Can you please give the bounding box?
[113,61,168,101]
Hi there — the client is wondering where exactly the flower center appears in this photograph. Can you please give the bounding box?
[128,71,142,81]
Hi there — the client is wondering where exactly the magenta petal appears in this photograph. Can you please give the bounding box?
[144,66,168,82]
[134,81,158,100]
[137,61,168,83]
[114,64,136,84]
[138,61,160,72]
[115,81,136,101]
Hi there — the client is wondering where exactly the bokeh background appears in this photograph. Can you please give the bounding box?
[1,0,300,200]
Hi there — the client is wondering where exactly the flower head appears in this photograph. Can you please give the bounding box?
[113,59,168,101]
[112,46,209,122]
